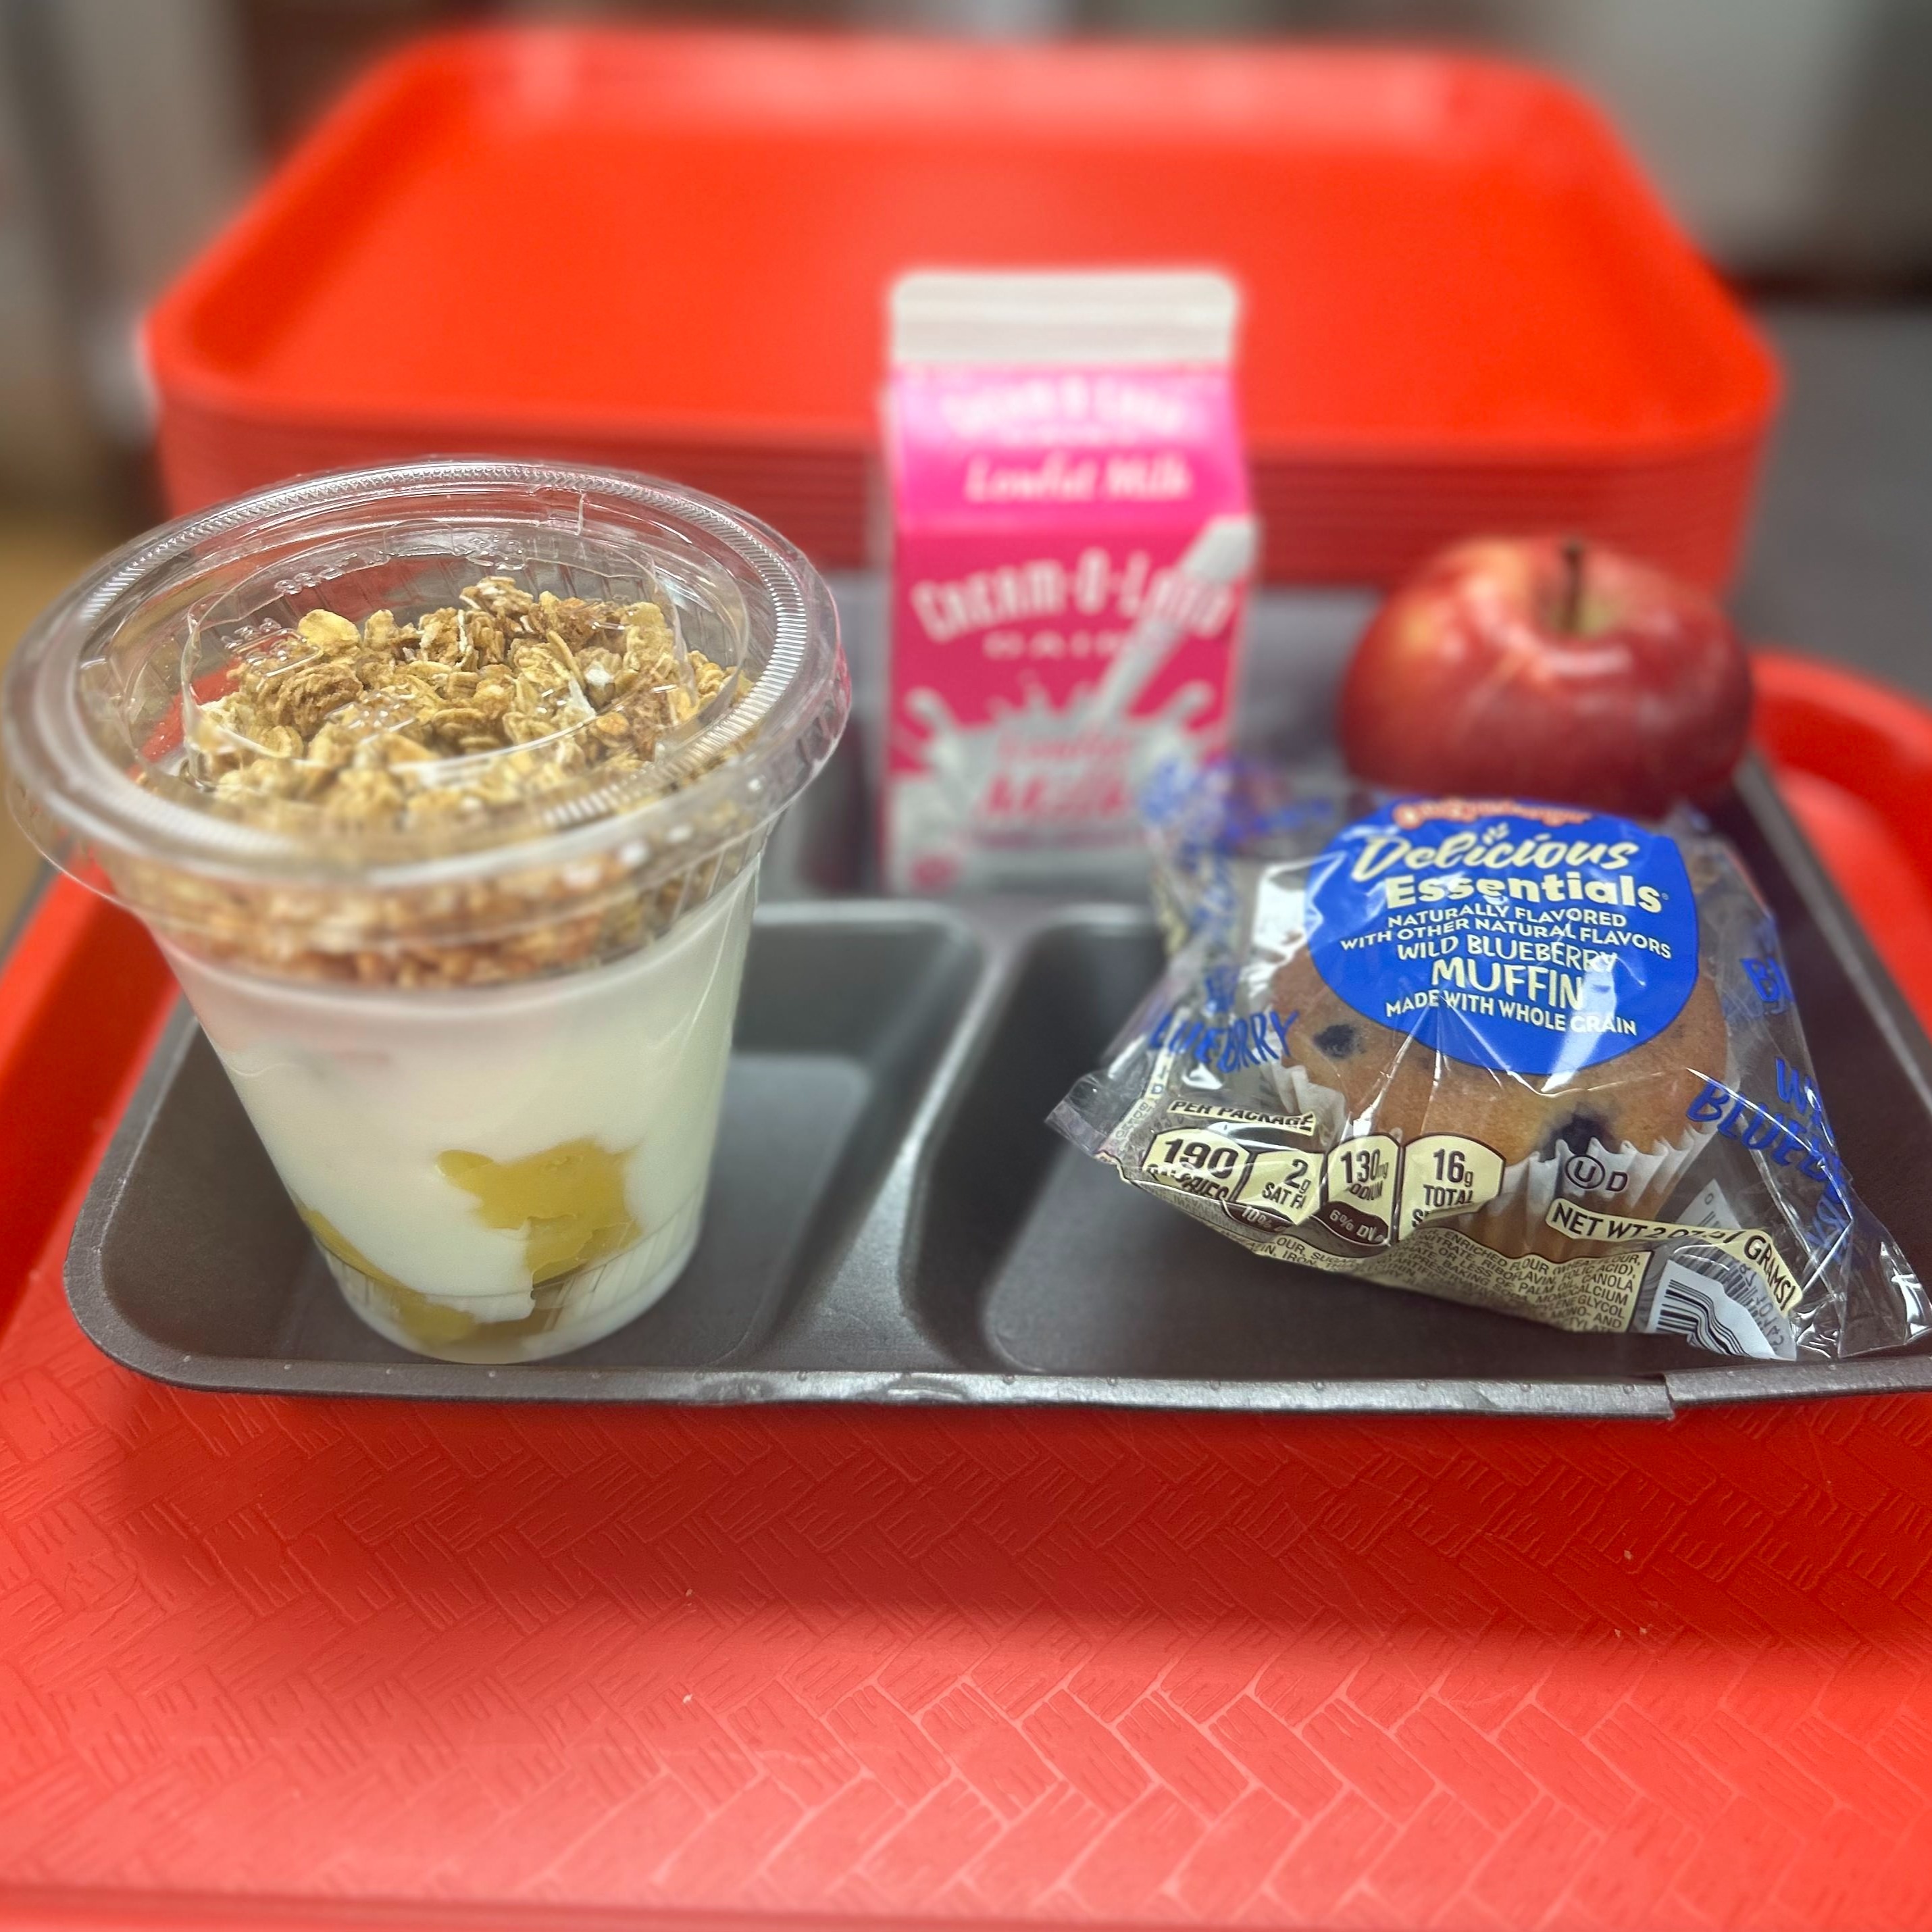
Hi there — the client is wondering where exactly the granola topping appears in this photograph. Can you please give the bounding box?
[189,578,737,826]
[126,576,762,988]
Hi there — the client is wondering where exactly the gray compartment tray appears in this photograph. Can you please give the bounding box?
[65,758,1932,1416]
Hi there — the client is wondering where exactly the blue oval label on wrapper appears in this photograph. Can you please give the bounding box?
[1304,798,1699,1078]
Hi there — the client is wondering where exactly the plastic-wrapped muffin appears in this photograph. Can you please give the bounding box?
[1268,947,1728,1261]
[1054,766,1926,1360]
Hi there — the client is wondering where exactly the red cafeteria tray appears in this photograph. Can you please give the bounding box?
[1753,650,1932,1027]
[147,28,1777,588]
[3,662,1926,1929]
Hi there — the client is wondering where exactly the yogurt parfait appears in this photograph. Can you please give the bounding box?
[4,461,848,1361]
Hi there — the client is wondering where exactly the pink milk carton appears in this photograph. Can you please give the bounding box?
[884,271,1257,893]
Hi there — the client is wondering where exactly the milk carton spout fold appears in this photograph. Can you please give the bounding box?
[890,270,1242,367]
[884,270,1257,896]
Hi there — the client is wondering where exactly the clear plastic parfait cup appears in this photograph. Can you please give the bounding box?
[4,461,848,1363]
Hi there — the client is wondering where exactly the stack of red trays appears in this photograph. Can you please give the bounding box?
[147,29,1776,587]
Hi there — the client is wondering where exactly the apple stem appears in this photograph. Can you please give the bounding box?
[1559,537,1586,636]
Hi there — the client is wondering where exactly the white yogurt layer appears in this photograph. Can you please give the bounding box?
[166,864,757,1323]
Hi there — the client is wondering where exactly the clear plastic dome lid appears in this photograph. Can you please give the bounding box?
[3,460,848,983]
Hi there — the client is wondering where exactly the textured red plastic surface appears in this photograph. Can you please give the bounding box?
[11,1248,1932,1927]
[0,880,172,1336]
[14,658,1932,1927]
[146,28,1776,586]
[1753,650,1932,1025]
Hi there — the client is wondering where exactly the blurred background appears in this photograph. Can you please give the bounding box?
[0,0,1927,915]
[4,0,1931,512]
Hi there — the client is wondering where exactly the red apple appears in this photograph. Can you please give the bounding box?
[1339,536,1752,818]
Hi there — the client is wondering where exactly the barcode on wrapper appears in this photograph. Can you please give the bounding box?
[1633,1244,1798,1361]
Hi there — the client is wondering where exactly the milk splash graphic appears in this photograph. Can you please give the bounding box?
[884,272,1256,892]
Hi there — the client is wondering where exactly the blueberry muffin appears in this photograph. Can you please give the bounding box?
[1269,948,1726,1169]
